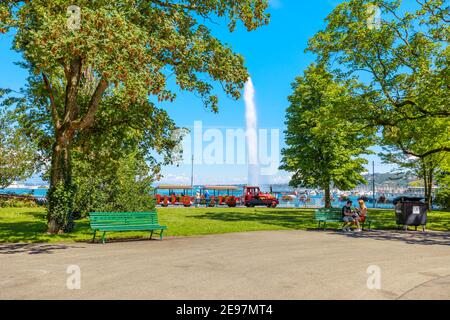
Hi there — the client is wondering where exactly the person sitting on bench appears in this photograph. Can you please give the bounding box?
[342,200,361,232]
[356,199,368,227]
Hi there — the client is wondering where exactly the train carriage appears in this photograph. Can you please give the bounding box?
[200,186,241,207]
[154,185,194,207]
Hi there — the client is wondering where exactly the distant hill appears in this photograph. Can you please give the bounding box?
[361,172,417,187]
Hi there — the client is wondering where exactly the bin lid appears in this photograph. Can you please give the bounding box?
[393,196,426,205]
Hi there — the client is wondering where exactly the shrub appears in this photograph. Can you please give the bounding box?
[0,197,38,208]
[72,152,155,218]
[435,188,450,210]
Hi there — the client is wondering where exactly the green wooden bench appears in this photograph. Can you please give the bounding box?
[314,208,371,231]
[89,211,167,244]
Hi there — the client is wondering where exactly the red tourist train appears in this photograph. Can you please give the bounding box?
[154,185,278,208]
[242,186,279,208]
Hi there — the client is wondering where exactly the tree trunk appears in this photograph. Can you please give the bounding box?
[426,169,434,212]
[43,57,107,234]
[423,166,428,208]
[47,128,75,234]
[421,163,434,212]
[324,184,332,208]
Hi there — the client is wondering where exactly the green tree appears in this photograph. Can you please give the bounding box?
[280,65,374,208]
[0,0,269,233]
[381,148,447,210]
[435,158,450,210]
[381,116,450,209]
[9,71,181,231]
[307,0,449,158]
[0,100,36,189]
[70,95,179,218]
[72,151,155,219]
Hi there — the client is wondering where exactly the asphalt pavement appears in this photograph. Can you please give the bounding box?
[1,230,450,299]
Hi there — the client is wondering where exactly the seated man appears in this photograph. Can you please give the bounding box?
[341,200,361,232]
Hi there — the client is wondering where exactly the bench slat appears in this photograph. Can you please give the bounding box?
[93,226,167,231]
[90,219,159,223]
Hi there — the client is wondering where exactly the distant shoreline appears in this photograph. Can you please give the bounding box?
[2,186,49,189]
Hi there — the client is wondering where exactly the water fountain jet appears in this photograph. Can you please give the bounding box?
[244,78,260,186]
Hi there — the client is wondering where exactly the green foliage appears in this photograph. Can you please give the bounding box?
[435,188,450,210]
[435,158,450,209]
[281,65,374,195]
[1,0,269,112]
[0,107,36,189]
[69,94,171,217]
[72,151,155,217]
[381,141,448,208]
[305,0,449,207]
[307,0,449,158]
[0,198,38,208]
[46,181,74,232]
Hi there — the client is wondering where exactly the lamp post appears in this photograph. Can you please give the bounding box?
[191,154,194,188]
[372,161,376,208]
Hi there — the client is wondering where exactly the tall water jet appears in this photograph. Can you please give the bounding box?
[244,78,260,186]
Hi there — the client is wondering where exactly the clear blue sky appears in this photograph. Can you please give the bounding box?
[0,0,397,186]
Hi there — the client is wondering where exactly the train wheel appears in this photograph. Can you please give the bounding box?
[271,201,277,208]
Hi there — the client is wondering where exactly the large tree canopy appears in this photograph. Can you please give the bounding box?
[0,0,270,233]
[307,0,449,158]
[1,0,269,117]
[305,0,449,207]
[280,65,374,208]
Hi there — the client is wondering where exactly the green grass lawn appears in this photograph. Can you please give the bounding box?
[1,206,449,243]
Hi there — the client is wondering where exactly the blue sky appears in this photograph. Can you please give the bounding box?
[0,0,397,186]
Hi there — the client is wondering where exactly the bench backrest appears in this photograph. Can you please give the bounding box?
[314,208,342,220]
[89,212,160,228]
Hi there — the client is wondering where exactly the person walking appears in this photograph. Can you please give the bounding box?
[195,191,201,208]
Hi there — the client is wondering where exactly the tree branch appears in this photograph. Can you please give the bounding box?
[42,72,60,130]
[397,140,450,158]
[149,0,197,11]
[73,78,108,130]
[63,57,82,126]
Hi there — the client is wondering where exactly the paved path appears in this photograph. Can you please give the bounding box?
[1,230,450,300]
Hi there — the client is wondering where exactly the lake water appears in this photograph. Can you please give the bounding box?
[0,188,48,198]
[1,187,424,209]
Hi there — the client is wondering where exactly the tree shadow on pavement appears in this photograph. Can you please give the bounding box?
[190,209,450,246]
[0,243,85,255]
[329,230,450,246]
